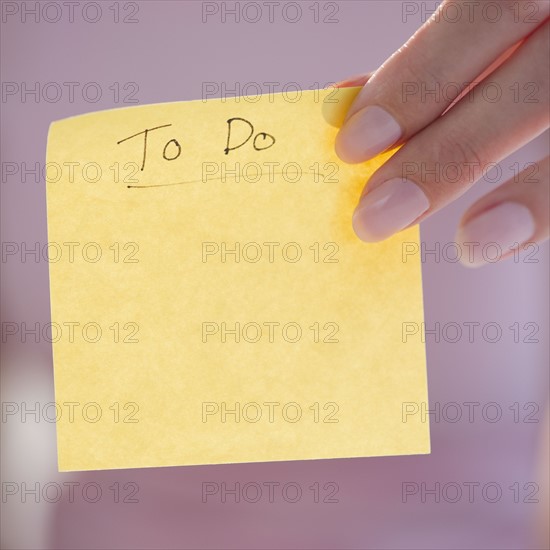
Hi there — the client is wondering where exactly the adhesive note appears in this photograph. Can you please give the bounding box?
[46,87,429,471]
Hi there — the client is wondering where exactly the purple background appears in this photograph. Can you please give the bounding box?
[1,1,548,548]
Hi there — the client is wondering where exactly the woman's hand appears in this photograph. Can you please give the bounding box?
[335,0,549,267]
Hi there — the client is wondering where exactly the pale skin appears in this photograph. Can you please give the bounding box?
[335,0,549,267]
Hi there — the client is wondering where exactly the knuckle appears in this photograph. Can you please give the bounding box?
[428,129,486,185]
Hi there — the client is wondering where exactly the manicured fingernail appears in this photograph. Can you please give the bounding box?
[352,178,429,242]
[457,202,536,268]
[336,105,401,163]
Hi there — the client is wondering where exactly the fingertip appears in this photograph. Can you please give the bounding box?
[455,202,536,268]
[352,178,430,242]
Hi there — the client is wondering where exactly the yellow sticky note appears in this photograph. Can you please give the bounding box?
[46,87,429,471]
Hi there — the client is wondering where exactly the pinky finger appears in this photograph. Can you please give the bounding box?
[456,156,549,268]
[456,157,550,267]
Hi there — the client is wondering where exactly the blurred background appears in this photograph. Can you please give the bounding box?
[1,1,548,548]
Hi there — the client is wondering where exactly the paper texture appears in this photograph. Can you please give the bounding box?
[46,87,429,471]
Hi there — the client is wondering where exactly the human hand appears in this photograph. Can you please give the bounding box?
[335,0,549,267]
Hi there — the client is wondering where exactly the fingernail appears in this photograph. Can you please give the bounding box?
[457,202,536,268]
[352,178,429,242]
[336,106,401,163]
